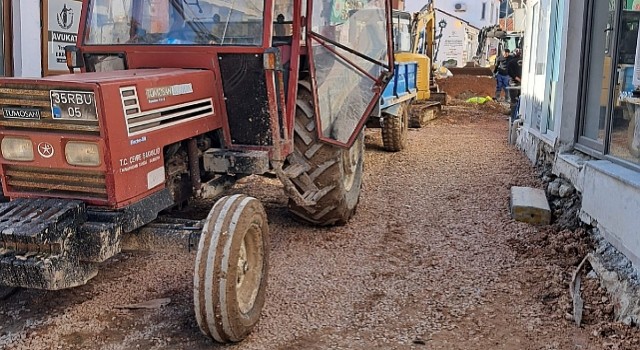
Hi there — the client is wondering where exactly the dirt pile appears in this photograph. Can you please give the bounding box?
[507,170,640,349]
[437,75,498,101]
[439,100,510,122]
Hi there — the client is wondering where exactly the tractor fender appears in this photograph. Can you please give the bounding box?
[382,103,403,117]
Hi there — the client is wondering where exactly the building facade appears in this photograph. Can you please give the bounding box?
[406,0,501,67]
[518,0,640,267]
[431,0,501,29]
[432,9,479,68]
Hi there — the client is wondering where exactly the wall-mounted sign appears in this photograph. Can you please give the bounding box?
[43,0,82,75]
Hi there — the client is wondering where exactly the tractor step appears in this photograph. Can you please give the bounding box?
[0,249,97,290]
[0,199,86,253]
[0,199,126,290]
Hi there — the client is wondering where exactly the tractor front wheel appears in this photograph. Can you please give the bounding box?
[193,194,269,343]
[285,82,365,226]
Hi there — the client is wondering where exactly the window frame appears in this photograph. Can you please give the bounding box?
[577,0,640,170]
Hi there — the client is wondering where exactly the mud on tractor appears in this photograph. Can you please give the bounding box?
[0,0,394,343]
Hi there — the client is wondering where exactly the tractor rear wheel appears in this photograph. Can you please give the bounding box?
[381,102,409,152]
[193,194,269,343]
[0,287,17,300]
[285,82,365,226]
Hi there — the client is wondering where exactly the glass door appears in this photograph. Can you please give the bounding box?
[578,0,619,151]
[609,3,640,163]
[306,0,393,147]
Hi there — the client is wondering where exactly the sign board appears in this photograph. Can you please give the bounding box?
[43,0,82,75]
[438,18,466,68]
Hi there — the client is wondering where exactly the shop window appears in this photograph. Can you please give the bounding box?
[579,0,616,149]
[579,0,640,166]
[544,0,563,132]
[610,8,640,162]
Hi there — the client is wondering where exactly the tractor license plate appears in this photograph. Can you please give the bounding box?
[50,90,98,121]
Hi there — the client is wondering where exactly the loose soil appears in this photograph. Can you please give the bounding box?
[437,75,498,100]
[1,100,639,349]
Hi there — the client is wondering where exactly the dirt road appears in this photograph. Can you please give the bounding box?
[1,103,638,349]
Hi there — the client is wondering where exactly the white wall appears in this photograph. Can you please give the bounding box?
[423,0,501,29]
[518,0,640,270]
[405,0,430,13]
[12,0,42,77]
[434,10,476,67]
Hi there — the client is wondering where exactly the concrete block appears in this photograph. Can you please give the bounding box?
[510,186,551,225]
[588,252,640,326]
[553,153,587,192]
[581,160,640,268]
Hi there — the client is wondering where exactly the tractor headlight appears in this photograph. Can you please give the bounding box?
[1,137,34,161]
[65,141,101,166]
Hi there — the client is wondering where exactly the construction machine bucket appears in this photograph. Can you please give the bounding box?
[306,0,394,148]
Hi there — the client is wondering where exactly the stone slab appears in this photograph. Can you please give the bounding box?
[510,186,551,225]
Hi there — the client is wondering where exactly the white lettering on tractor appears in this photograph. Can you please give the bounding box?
[171,83,194,96]
[145,83,193,103]
[130,136,147,145]
[118,147,161,173]
[2,108,41,119]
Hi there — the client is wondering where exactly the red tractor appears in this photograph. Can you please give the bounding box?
[0,0,393,343]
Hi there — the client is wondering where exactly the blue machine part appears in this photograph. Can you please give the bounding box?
[380,61,418,110]
[623,66,634,93]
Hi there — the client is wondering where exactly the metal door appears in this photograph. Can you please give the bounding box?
[306,0,394,147]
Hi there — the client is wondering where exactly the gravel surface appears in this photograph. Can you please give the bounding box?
[1,102,639,349]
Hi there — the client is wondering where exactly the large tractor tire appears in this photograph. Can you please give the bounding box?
[285,82,365,226]
[628,113,640,158]
[194,194,269,343]
[381,102,409,152]
[0,286,17,300]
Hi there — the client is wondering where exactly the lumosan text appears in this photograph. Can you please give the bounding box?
[2,108,41,119]
[51,92,94,105]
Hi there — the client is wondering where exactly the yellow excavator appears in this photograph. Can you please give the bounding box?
[394,1,443,127]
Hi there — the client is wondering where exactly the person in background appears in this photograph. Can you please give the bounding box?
[507,49,522,103]
[508,48,523,120]
[493,49,511,102]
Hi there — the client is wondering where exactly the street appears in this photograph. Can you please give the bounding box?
[1,102,638,350]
